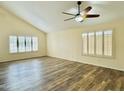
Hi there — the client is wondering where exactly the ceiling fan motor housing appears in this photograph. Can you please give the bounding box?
[77,1,81,5]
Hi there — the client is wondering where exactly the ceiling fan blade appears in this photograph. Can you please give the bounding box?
[83,6,92,13]
[64,17,75,21]
[86,14,100,18]
[62,12,76,16]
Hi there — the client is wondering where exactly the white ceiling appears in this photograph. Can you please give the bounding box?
[1,1,124,33]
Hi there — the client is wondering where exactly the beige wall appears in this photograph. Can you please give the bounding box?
[47,19,124,71]
[0,7,46,62]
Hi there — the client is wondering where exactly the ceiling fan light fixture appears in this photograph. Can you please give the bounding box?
[80,11,85,16]
[75,15,84,22]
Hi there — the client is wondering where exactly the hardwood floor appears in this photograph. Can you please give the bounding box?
[0,56,124,91]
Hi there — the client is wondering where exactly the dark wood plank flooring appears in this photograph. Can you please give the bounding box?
[0,56,124,91]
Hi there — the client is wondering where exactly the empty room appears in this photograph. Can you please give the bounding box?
[0,0,124,91]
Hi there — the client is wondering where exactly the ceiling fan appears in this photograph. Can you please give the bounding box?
[62,1,100,22]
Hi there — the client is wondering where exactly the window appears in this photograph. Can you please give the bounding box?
[82,30,113,57]
[104,30,112,56]
[25,37,32,52]
[88,32,95,55]
[9,36,38,53]
[96,31,103,55]
[18,36,25,52]
[32,37,38,51]
[9,36,18,53]
[82,33,88,55]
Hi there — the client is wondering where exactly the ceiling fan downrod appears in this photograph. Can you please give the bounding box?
[77,1,81,14]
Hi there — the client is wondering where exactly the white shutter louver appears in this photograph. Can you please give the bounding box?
[104,30,112,56]
[96,31,103,55]
[9,36,18,53]
[82,33,88,55]
[88,32,95,55]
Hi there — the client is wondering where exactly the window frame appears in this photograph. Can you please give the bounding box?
[81,29,115,58]
[25,36,32,52]
[82,33,88,55]
[9,35,38,54]
[18,36,26,53]
[88,32,95,56]
[32,37,38,52]
[9,36,18,53]
[95,31,103,56]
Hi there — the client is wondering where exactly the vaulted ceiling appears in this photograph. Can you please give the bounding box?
[1,1,124,33]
